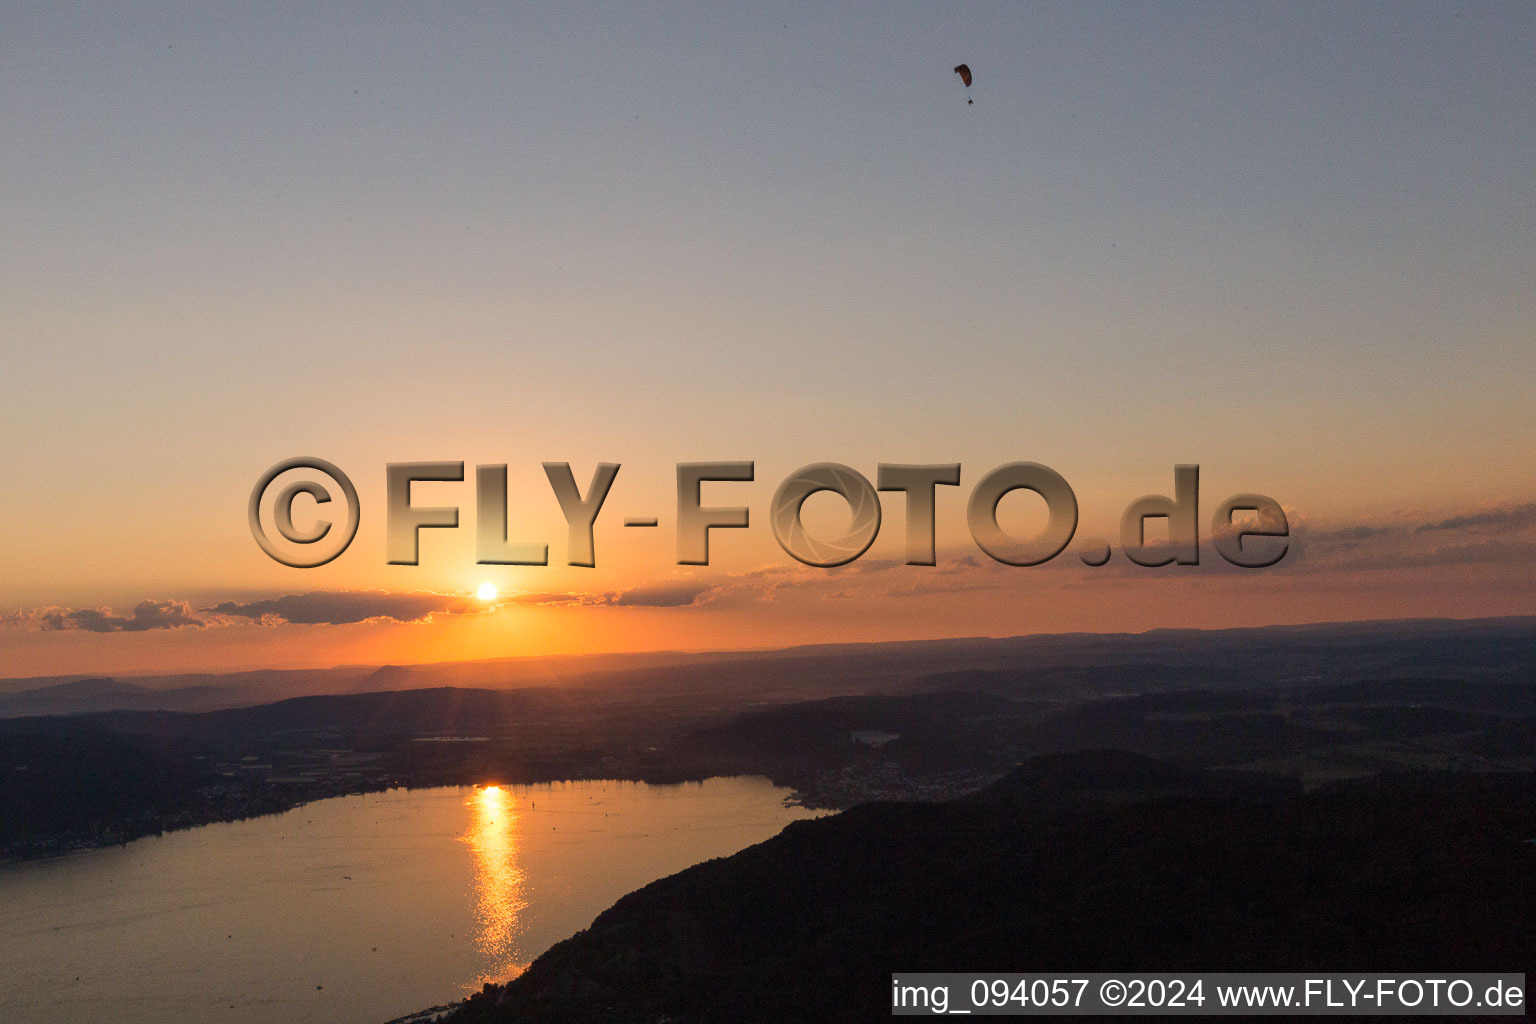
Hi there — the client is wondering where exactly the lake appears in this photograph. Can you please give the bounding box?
[0,776,821,1024]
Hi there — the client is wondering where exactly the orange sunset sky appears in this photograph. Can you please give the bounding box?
[2,4,1533,676]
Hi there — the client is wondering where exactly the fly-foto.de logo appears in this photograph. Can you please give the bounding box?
[248,460,1288,572]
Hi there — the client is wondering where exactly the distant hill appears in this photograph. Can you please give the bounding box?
[445,755,1536,1024]
[4,617,1535,858]
[355,664,425,692]
[108,685,579,742]
[688,691,1026,756]
[0,676,145,717]
[0,675,269,719]
[4,614,1534,717]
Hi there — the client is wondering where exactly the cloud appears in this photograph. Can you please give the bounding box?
[882,576,1003,598]
[205,591,480,625]
[1331,540,1536,572]
[1416,502,1536,534]
[503,591,596,607]
[1302,523,1394,545]
[505,580,719,609]
[934,554,983,575]
[835,557,904,575]
[37,600,205,633]
[606,581,716,607]
[13,499,1533,637]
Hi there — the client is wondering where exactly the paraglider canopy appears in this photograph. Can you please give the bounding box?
[953,64,973,104]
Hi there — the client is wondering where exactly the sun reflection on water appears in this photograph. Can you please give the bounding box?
[460,784,529,985]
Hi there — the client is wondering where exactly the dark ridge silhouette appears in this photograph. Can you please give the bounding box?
[443,757,1536,1024]
[965,749,1300,812]
[0,716,206,842]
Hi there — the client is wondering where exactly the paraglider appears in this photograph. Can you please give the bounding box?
[953,63,973,104]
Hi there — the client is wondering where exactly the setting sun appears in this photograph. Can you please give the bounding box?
[476,582,498,601]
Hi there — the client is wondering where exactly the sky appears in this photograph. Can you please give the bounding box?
[2,2,1533,676]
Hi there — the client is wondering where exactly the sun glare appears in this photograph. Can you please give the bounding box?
[477,582,498,601]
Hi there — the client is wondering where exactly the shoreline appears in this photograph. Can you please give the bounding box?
[0,770,829,865]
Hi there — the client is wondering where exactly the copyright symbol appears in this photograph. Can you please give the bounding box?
[248,457,360,568]
[1099,980,1126,1007]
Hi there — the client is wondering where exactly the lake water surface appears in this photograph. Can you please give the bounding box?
[0,776,820,1024]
